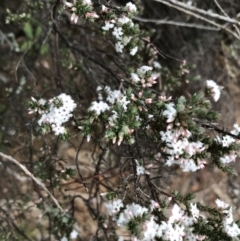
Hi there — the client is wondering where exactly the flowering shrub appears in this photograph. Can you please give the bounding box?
[2,0,240,240]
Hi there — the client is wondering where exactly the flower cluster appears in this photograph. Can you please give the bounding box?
[215,124,240,165]
[88,86,130,116]
[60,229,78,241]
[29,93,76,136]
[100,2,139,55]
[104,199,124,216]
[23,1,240,241]
[160,127,207,172]
[63,1,140,54]
[63,0,99,23]
[104,198,240,241]
[206,80,222,102]
[135,159,146,176]
[162,102,177,123]
[130,65,160,88]
[77,61,240,173]
[82,85,133,144]
[215,199,240,238]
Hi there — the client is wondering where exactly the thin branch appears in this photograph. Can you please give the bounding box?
[213,0,228,18]
[213,0,240,37]
[193,119,240,140]
[133,16,220,31]
[153,0,240,40]
[52,22,122,83]
[0,152,64,213]
[75,137,89,193]
[155,0,240,25]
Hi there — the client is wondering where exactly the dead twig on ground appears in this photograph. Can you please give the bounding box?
[0,152,65,213]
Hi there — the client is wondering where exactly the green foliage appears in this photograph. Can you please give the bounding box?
[45,207,75,238]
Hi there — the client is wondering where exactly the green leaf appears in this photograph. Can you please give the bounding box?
[40,44,49,55]
[20,41,31,51]
[35,25,42,37]
[23,22,33,40]
[62,216,69,223]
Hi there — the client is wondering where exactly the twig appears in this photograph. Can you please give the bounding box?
[193,119,240,140]
[133,16,220,31]
[75,137,89,193]
[155,0,240,25]
[0,152,64,213]
[154,0,240,40]
[213,0,240,37]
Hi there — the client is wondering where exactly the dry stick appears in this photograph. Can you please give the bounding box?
[75,137,89,193]
[213,0,240,37]
[0,152,64,213]
[154,0,240,40]
[155,0,240,25]
[133,16,220,31]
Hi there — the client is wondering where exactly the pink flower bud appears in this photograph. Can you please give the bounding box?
[145,98,152,104]
[85,12,100,19]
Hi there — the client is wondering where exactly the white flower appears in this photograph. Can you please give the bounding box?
[58,93,77,111]
[231,123,240,135]
[143,216,159,240]
[96,86,102,92]
[215,199,229,209]
[52,125,66,136]
[101,5,108,12]
[118,95,130,111]
[137,66,153,78]
[38,98,46,106]
[88,101,110,115]
[82,0,92,5]
[206,80,222,102]
[106,90,122,104]
[130,46,138,56]
[70,230,78,239]
[102,21,114,31]
[71,13,78,24]
[104,86,111,93]
[220,154,236,164]
[222,207,240,237]
[61,237,68,241]
[162,103,177,123]
[221,135,235,147]
[36,93,76,136]
[131,73,140,83]
[108,110,118,126]
[112,27,123,40]
[181,159,201,172]
[126,2,137,12]
[105,199,124,216]
[190,203,200,220]
[135,159,145,175]
[115,42,124,53]
[118,16,131,25]
[153,61,162,69]
[157,222,185,241]
[117,203,148,227]
[169,204,184,224]
[150,200,160,211]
